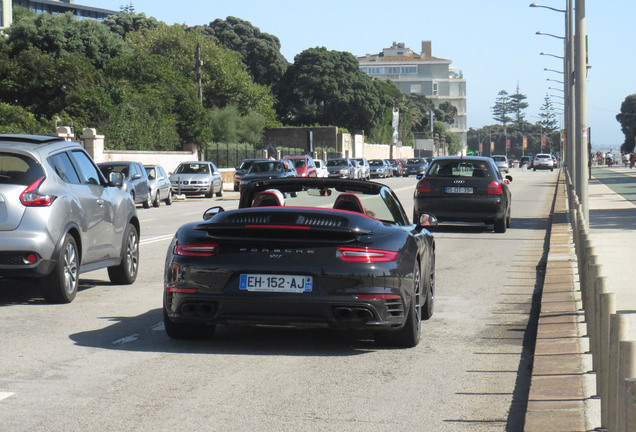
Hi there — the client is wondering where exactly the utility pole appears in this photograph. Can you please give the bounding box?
[575,0,588,227]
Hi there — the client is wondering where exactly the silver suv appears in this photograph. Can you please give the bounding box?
[0,134,140,303]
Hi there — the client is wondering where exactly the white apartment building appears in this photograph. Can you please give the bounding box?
[359,41,467,149]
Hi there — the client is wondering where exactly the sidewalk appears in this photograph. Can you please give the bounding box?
[525,165,636,431]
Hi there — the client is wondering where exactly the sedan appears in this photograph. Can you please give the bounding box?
[491,155,509,173]
[413,156,512,233]
[163,177,437,348]
[403,158,429,176]
[369,159,391,178]
[239,160,297,190]
[170,161,223,198]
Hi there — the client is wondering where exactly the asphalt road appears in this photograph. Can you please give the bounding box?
[0,167,558,431]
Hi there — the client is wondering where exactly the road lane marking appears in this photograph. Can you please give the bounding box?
[112,334,139,345]
[0,392,14,401]
[152,322,165,331]
[140,234,175,245]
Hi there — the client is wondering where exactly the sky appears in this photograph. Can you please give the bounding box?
[88,0,635,151]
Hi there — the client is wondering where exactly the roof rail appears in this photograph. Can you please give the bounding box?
[0,134,62,145]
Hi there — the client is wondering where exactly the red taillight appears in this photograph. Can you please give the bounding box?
[166,287,198,294]
[174,243,218,256]
[487,181,503,195]
[416,179,431,193]
[20,177,56,207]
[338,247,398,263]
[354,294,401,300]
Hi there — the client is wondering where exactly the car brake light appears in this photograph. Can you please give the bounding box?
[338,247,398,263]
[20,177,56,207]
[354,294,401,300]
[487,181,503,195]
[174,243,218,256]
[416,179,431,193]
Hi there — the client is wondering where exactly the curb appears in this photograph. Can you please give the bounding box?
[525,173,592,431]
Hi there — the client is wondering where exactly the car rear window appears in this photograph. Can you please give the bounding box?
[427,160,493,179]
[0,153,45,186]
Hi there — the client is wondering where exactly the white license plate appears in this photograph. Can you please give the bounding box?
[445,187,473,194]
[239,274,313,293]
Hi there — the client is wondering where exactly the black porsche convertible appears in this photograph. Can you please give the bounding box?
[163,178,437,347]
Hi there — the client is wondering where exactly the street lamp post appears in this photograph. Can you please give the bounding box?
[531,1,575,197]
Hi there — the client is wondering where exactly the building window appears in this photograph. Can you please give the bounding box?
[410,84,422,94]
[432,82,439,96]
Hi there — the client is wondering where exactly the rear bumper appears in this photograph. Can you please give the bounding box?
[415,196,507,223]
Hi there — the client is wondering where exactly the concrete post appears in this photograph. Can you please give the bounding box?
[609,314,630,432]
[599,290,616,428]
[625,378,636,432]
[80,128,105,163]
[618,341,636,431]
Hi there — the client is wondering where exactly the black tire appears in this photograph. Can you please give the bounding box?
[142,193,151,209]
[205,187,213,198]
[107,223,139,285]
[375,261,421,348]
[41,234,80,303]
[215,185,223,198]
[165,192,172,205]
[422,255,435,321]
[163,308,215,340]
[494,217,507,233]
[234,184,239,192]
[152,191,161,208]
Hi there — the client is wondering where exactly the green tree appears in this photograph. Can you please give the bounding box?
[0,103,45,133]
[616,94,636,153]
[5,9,128,68]
[277,47,390,134]
[492,90,512,128]
[102,11,160,39]
[195,17,289,88]
[538,94,558,133]
[509,84,529,128]
[435,101,458,125]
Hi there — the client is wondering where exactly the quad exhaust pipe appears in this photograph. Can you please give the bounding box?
[333,306,374,322]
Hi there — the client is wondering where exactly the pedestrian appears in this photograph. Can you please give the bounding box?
[623,153,629,167]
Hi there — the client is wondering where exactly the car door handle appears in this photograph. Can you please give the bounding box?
[96,199,105,206]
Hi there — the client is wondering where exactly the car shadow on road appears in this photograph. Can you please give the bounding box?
[0,278,110,306]
[68,308,389,357]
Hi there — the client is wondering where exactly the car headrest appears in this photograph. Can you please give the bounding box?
[333,193,364,214]
[252,189,285,207]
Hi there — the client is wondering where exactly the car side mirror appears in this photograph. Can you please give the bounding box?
[203,206,225,221]
[131,173,141,180]
[505,175,513,183]
[416,173,424,180]
[415,212,438,231]
[108,171,124,187]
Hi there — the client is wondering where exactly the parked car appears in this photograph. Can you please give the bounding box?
[234,158,269,191]
[0,134,140,303]
[239,160,297,190]
[369,159,391,178]
[170,161,223,198]
[313,158,329,178]
[351,157,370,180]
[413,156,513,233]
[326,158,355,179]
[144,164,172,207]
[163,177,437,347]
[98,161,151,208]
[533,153,554,171]
[283,155,317,177]
[403,158,429,176]
[491,155,510,173]
[389,159,404,176]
